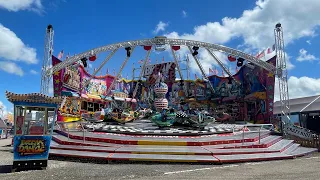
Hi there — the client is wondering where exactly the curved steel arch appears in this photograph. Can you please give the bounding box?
[47,37,276,76]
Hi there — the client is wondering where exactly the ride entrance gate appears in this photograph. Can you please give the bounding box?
[5,91,62,172]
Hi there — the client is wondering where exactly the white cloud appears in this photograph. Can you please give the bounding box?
[170,0,320,48]
[165,22,233,45]
[30,69,38,74]
[0,61,24,76]
[164,0,320,73]
[0,0,43,13]
[0,101,11,119]
[182,10,187,18]
[274,76,320,101]
[196,49,228,74]
[0,24,38,64]
[296,48,318,61]
[154,21,169,34]
[306,40,311,45]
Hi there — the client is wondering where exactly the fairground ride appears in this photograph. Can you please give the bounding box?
[40,23,314,140]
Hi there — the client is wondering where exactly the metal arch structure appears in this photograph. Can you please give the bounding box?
[132,49,152,98]
[46,37,277,76]
[40,25,54,95]
[206,48,241,85]
[187,46,215,93]
[106,46,136,96]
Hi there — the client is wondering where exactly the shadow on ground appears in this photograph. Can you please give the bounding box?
[0,165,12,174]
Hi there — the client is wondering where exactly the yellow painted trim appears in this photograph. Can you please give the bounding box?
[63,117,81,122]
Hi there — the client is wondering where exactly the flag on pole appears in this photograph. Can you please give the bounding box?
[58,50,64,59]
[213,67,218,75]
[256,50,265,59]
[195,74,199,80]
[209,68,214,75]
[66,52,70,59]
[106,68,109,74]
[227,55,237,62]
[267,44,276,54]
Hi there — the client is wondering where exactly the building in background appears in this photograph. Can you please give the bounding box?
[273,95,320,133]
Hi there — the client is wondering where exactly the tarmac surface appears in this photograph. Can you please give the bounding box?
[1,138,319,180]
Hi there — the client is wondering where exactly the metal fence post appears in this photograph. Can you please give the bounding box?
[67,127,70,142]
[83,128,85,143]
[258,126,262,144]
[242,125,245,144]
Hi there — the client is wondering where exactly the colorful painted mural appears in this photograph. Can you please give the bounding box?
[52,55,276,123]
[57,97,81,122]
[143,62,176,84]
[79,67,108,99]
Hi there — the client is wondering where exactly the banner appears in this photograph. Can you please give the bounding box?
[52,56,63,97]
[13,135,51,161]
[143,62,176,84]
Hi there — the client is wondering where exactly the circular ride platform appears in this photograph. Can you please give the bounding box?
[85,119,246,136]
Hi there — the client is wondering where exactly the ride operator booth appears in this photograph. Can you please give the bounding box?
[5,91,63,172]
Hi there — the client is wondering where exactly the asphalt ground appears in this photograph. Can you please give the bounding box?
[0,144,319,180]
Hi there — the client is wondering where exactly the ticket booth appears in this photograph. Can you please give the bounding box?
[5,91,62,172]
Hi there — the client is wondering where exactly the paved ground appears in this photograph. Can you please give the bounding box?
[0,140,319,180]
[0,138,12,147]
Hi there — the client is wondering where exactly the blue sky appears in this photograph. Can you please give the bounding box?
[1,0,320,117]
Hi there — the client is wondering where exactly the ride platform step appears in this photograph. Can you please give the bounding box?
[49,149,219,163]
[287,146,318,157]
[268,139,294,152]
[50,139,298,156]
[203,135,282,149]
[54,130,270,146]
[215,152,294,163]
[50,143,212,155]
[114,146,212,155]
[52,133,280,150]
[52,134,122,147]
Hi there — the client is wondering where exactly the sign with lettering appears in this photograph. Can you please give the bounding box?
[13,136,51,160]
[17,139,45,155]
